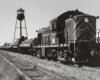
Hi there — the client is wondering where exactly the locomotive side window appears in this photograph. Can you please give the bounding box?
[38,33,42,45]
[46,35,48,44]
[52,22,54,30]
[43,36,45,45]
[48,35,50,44]
[53,21,56,29]
[50,21,56,30]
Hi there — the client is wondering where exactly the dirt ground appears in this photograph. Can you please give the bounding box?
[0,53,31,80]
[1,50,100,80]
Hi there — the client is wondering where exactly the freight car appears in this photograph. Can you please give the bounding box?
[19,38,37,55]
[10,36,27,52]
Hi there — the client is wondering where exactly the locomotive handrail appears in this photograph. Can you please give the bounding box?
[90,32,98,42]
[36,28,100,49]
[36,28,90,49]
[36,29,85,48]
[57,31,64,34]
[75,29,84,36]
[74,29,85,52]
[90,30,100,43]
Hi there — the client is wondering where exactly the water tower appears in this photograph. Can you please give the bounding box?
[14,8,28,41]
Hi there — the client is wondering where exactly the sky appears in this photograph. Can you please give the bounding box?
[0,0,100,45]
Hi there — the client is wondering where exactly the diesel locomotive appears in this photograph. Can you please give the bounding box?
[1,9,100,65]
[19,9,100,65]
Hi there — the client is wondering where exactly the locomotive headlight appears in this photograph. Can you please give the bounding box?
[84,18,89,23]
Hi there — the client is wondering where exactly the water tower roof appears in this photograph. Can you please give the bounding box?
[17,8,24,11]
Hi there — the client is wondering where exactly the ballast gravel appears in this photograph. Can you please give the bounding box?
[0,50,100,80]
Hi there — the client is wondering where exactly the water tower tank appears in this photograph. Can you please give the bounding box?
[17,8,25,21]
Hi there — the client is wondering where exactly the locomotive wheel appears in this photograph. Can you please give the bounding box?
[37,53,41,58]
[17,48,21,53]
[78,63,82,67]
[29,51,32,55]
[33,52,37,56]
[19,49,23,54]
[64,52,68,60]
[20,51,23,54]
[46,56,51,61]
[37,49,42,58]
[28,49,33,55]
[46,49,52,60]
[64,52,71,62]
[52,52,58,61]
[33,49,38,56]
[46,54,51,60]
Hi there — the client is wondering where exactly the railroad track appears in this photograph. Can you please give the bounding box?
[0,50,69,80]
[1,50,100,80]
[12,60,63,80]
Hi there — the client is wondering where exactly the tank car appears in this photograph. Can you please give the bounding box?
[11,36,27,52]
[19,38,37,55]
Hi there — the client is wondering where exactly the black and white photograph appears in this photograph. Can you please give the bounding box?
[0,0,100,80]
